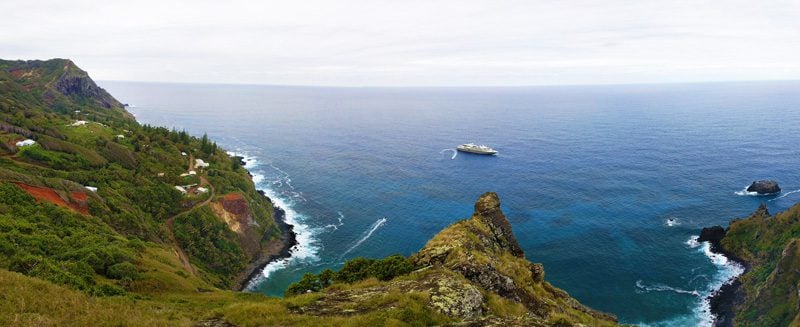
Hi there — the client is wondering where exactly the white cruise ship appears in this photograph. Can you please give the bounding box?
[456,143,498,155]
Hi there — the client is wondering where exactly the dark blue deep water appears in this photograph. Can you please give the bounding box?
[102,81,800,326]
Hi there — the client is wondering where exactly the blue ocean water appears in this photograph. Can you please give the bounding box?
[102,80,800,325]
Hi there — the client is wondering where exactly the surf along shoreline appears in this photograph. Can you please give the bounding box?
[698,225,749,327]
[230,155,299,291]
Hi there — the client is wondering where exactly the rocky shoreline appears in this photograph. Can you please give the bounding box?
[698,226,748,327]
[230,155,299,291]
[233,194,298,291]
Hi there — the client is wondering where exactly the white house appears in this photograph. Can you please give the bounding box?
[85,186,98,192]
[188,170,197,175]
[196,187,209,194]
[195,158,210,168]
[174,186,187,194]
[70,120,88,127]
[15,139,36,147]
[116,134,125,139]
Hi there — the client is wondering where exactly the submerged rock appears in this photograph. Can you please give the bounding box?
[747,180,781,195]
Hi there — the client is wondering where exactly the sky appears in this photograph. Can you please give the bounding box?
[2,0,800,86]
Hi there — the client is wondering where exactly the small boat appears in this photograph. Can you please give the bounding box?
[456,143,498,155]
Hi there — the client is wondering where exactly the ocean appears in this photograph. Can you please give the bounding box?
[102,80,800,326]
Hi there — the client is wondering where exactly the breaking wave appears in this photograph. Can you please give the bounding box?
[228,151,321,291]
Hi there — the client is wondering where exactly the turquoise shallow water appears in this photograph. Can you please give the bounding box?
[103,80,800,325]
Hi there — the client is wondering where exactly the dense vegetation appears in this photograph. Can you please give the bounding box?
[285,255,415,296]
[0,58,278,295]
[719,204,800,326]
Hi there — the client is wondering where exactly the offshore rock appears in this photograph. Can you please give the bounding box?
[746,180,781,195]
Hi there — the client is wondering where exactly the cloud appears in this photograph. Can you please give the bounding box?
[1,0,798,86]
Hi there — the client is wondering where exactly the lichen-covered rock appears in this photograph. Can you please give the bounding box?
[474,192,525,257]
[409,192,618,325]
[427,273,484,319]
[530,263,545,283]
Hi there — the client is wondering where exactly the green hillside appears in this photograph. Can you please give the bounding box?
[712,203,800,326]
[0,59,622,326]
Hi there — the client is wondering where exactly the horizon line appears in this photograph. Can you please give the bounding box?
[97,77,800,89]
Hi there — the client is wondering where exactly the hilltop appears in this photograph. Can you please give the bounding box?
[0,59,620,326]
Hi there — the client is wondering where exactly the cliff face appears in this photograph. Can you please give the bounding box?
[710,203,800,326]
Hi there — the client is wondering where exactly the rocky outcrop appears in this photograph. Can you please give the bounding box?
[698,226,726,243]
[52,61,124,109]
[747,180,781,194]
[410,192,618,324]
[473,192,525,257]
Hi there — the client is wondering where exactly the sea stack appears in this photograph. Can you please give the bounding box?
[746,180,781,195]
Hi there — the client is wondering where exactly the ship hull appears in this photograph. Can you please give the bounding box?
[456,147,497,155]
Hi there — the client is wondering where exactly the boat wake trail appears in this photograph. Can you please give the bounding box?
[635,280,701,297]
[341,217,388,257]
[440,148,457,160]
[769,188,800,201]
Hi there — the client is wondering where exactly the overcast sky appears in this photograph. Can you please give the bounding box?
[2,0,800,86]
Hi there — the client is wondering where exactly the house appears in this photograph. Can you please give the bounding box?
[195,158,210,168]
[196,187,209,194]
[15,139,36,147]
[116,134,125,139]
[174,186,187,194]
[188,170,197,175]
[70,120,88,127]
[85,186,98,192]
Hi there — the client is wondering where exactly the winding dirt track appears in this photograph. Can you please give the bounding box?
[163,155,215,277]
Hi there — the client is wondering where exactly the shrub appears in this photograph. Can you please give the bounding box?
[286,255,416,296]
[106,262,140,280]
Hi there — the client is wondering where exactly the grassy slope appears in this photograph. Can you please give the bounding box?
[0,59,277,293]
[720,204,800,326]
[0,59,621,326]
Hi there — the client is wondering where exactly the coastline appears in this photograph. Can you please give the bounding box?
[229,155,299,291]
[234,197,298,291]
[699,227,748,327]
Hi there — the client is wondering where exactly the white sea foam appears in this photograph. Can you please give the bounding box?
[769,188,800,201]
[695,239,744,326]
[665,217,680,227]
[734,185,759,196]
[639,236,745,326]
[324,211,346,231]
[686,235,701,248]
[228,151,322,291]
[341,217,388,257]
